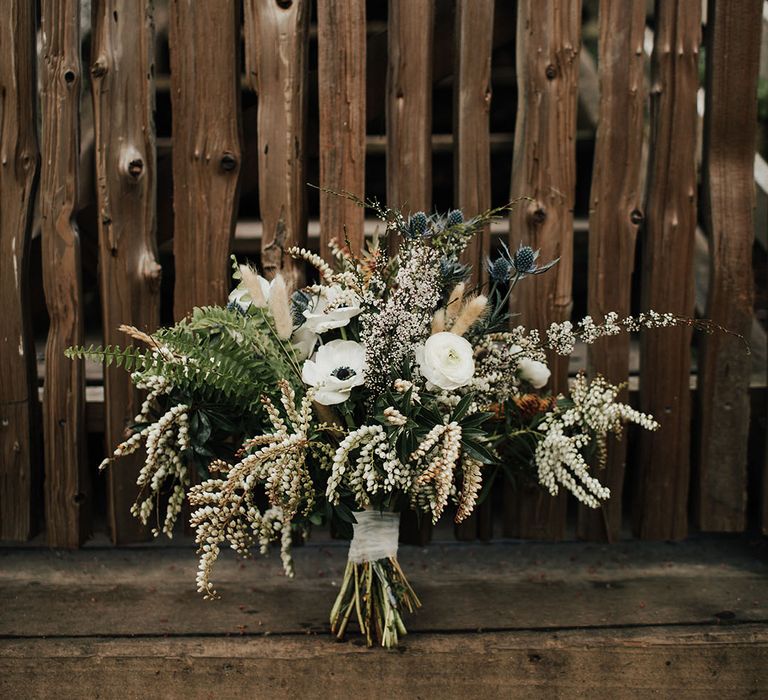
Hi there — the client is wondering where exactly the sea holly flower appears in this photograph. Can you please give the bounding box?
[301,339,367,405]
[415,332,475,391]
[446,209,464,227]
[301,285,362,334]
[408,211,428,238]
[493,242,559,282]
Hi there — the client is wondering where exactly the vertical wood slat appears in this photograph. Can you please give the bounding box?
[507,0,581,540]
[386,0,435,219]
[577,0,646,543]
[91,0,161,544]
[634,2,701,541]
[0,1,40,541]
[40,0,90,547]
[453,0,494,541]
[387,0,435,545]
[244,0,309,290]
[695,0,762,532]
[317,0,366,258]
[169,0,242,321]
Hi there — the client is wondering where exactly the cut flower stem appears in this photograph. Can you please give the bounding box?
[330,556,421,648]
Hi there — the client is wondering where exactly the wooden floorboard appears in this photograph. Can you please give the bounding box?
[2,538,768,697]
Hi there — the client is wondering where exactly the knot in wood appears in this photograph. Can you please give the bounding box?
[528,205,547,225]
[545,64,557,80]
[128,159,144,179]
[63,69,77,84]
[91,60,108,79]
[220,152,238,172]
[276,0,293,7]
[630,209,644,225]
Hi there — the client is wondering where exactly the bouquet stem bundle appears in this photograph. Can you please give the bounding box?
[330,556,420,648]
[330,510,421,648]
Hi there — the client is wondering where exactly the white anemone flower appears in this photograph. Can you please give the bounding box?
[517,357,551,389]
[301,285,362,334]
[302,340,367,405]
[415,332,475,391]
[291,326,319,361]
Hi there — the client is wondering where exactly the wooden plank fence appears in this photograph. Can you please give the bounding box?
[0,0,765,546]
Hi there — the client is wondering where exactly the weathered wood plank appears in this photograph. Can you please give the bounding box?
[39,0,90,548]
[695,0,762,533]
[91,0,161,544]
[317,0,366,258]
[244,0,309,289]
[507,0,582,540]
[386,0,436,544]
[2,538,766,636]
[453,0,494,541]
[577,0,646,543]
[454,0,493,287]
[0,1,40,541]
[386,0,435,221]
[169,0,242,320]
[634,2,700,541]
[3,627,768,700]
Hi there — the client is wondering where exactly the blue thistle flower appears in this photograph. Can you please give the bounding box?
[408,211,428,238]
[487,256,512,284]
[513,245,536,274]
[446,209,464,227]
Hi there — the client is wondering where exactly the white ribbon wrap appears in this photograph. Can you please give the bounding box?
[347,510,400,564]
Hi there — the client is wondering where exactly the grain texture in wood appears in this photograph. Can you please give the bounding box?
[634,2,700,541]
[452,0,495,541]
[3,628,767,700]
[0,1,40,541]
[317,0,366,258]
[507,0,582,540]
[39,0,90,548]
[695,0,762,532]
[244,0,309,289]
[454,0,493,288]
[169,0,242,320]
[91,0,161,544]
[578,0,646,543]
[386,0,435,231]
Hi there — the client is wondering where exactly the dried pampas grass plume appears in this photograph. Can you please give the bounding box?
[446,282,465,320]
[450,295,488,337]
[268,274,293,340]
[239,264,267,308]
[431,308,446,334]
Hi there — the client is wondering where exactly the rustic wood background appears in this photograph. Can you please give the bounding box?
[1,0,766,548]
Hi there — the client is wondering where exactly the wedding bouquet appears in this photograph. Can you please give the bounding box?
[69,198,700,648]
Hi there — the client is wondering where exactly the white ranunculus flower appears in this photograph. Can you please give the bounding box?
[415,332,475,391]
[302,339,367,405]
[291,326,319,361]
[517,357,551,389]
[301,285,362,334]
[228,276,273,312]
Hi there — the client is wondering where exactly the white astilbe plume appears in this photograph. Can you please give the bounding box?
[189,381,328,599]
[410,422,463,522]
[535,374,659,508]
[455,455,483,523]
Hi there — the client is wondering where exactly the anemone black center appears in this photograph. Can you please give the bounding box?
[331,366,356,381]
